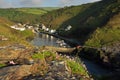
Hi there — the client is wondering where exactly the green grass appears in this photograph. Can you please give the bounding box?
[16,7,59,15]
[32,51,56,60]
[66,59,88,76]
[16,8,47,15]
[0,63,6,68]
[41,7,60,11]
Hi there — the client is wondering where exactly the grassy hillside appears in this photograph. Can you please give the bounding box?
[85,13,120,47]
[40,0,120,45]
[40,4,92,29]
[0,8,41,23]
[0,17,34,47]
[16,8,47,15]
[15,7,59,15]
[41,7,60,11]
[0,8,59,23]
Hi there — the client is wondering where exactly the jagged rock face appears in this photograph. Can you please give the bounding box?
[101,43,120,69]
[0,65,32,80]
[0,44,34,65]
[79,42,120,70]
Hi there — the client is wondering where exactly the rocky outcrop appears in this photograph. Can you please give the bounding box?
[0,65,32,80]
[0,45,91,80]
[101,43,120,69]
[23,61,83,80]
[0,44,34,65]
[80,42,120,70]
[23,57,90,80]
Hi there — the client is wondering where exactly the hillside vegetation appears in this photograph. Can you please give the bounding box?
[0,17,33,47]
[41,7,60,11]
[40,4,92,29]
[85,13,120,47]
[0,8,41,23]
[16,7,59,15]
[16,8,47,15]
[0,8,58,24]
[40,0,120,46]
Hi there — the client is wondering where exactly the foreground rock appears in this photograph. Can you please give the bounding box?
[0,58,91,80]
[0,65,32,80]
[0,46,91,80]
[0,44,35,65]
[23,61,84,80]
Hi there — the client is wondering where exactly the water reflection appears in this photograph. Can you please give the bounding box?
[31,33,59,47]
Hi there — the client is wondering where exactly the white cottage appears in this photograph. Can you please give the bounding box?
[10,25,25,31]
[50,29,56,33]
[41,24,46,30]
[65,25,72,31]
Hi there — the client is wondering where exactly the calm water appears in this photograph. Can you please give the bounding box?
[31,33,59,47]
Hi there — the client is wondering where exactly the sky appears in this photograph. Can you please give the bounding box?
[0,0,101,8]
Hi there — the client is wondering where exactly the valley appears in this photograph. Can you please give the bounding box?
[0,0,120,80]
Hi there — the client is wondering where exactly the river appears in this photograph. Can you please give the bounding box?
[31,33,60,47]
[31,33,111,77]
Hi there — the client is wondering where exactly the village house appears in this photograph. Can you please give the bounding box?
[23,24,26,27]
[50,29,56,33]
[17,23,22,26]
[65,25,72,31]
[41,24,47,30]
[24,24,33,29]
[10,25,26,31]
[27,26,33,29]
[10,23,29,31]
[36,24,39,27]
[46,28,49,32]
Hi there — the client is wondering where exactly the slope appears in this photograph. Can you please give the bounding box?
[40,0,120,44]
[0,8,59,24]
[0,17,33,47]
[15,7,59,15]
[40,3,92,29]
[85,13,120,47]
[16,8,48,15]
[0,8,41,24]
